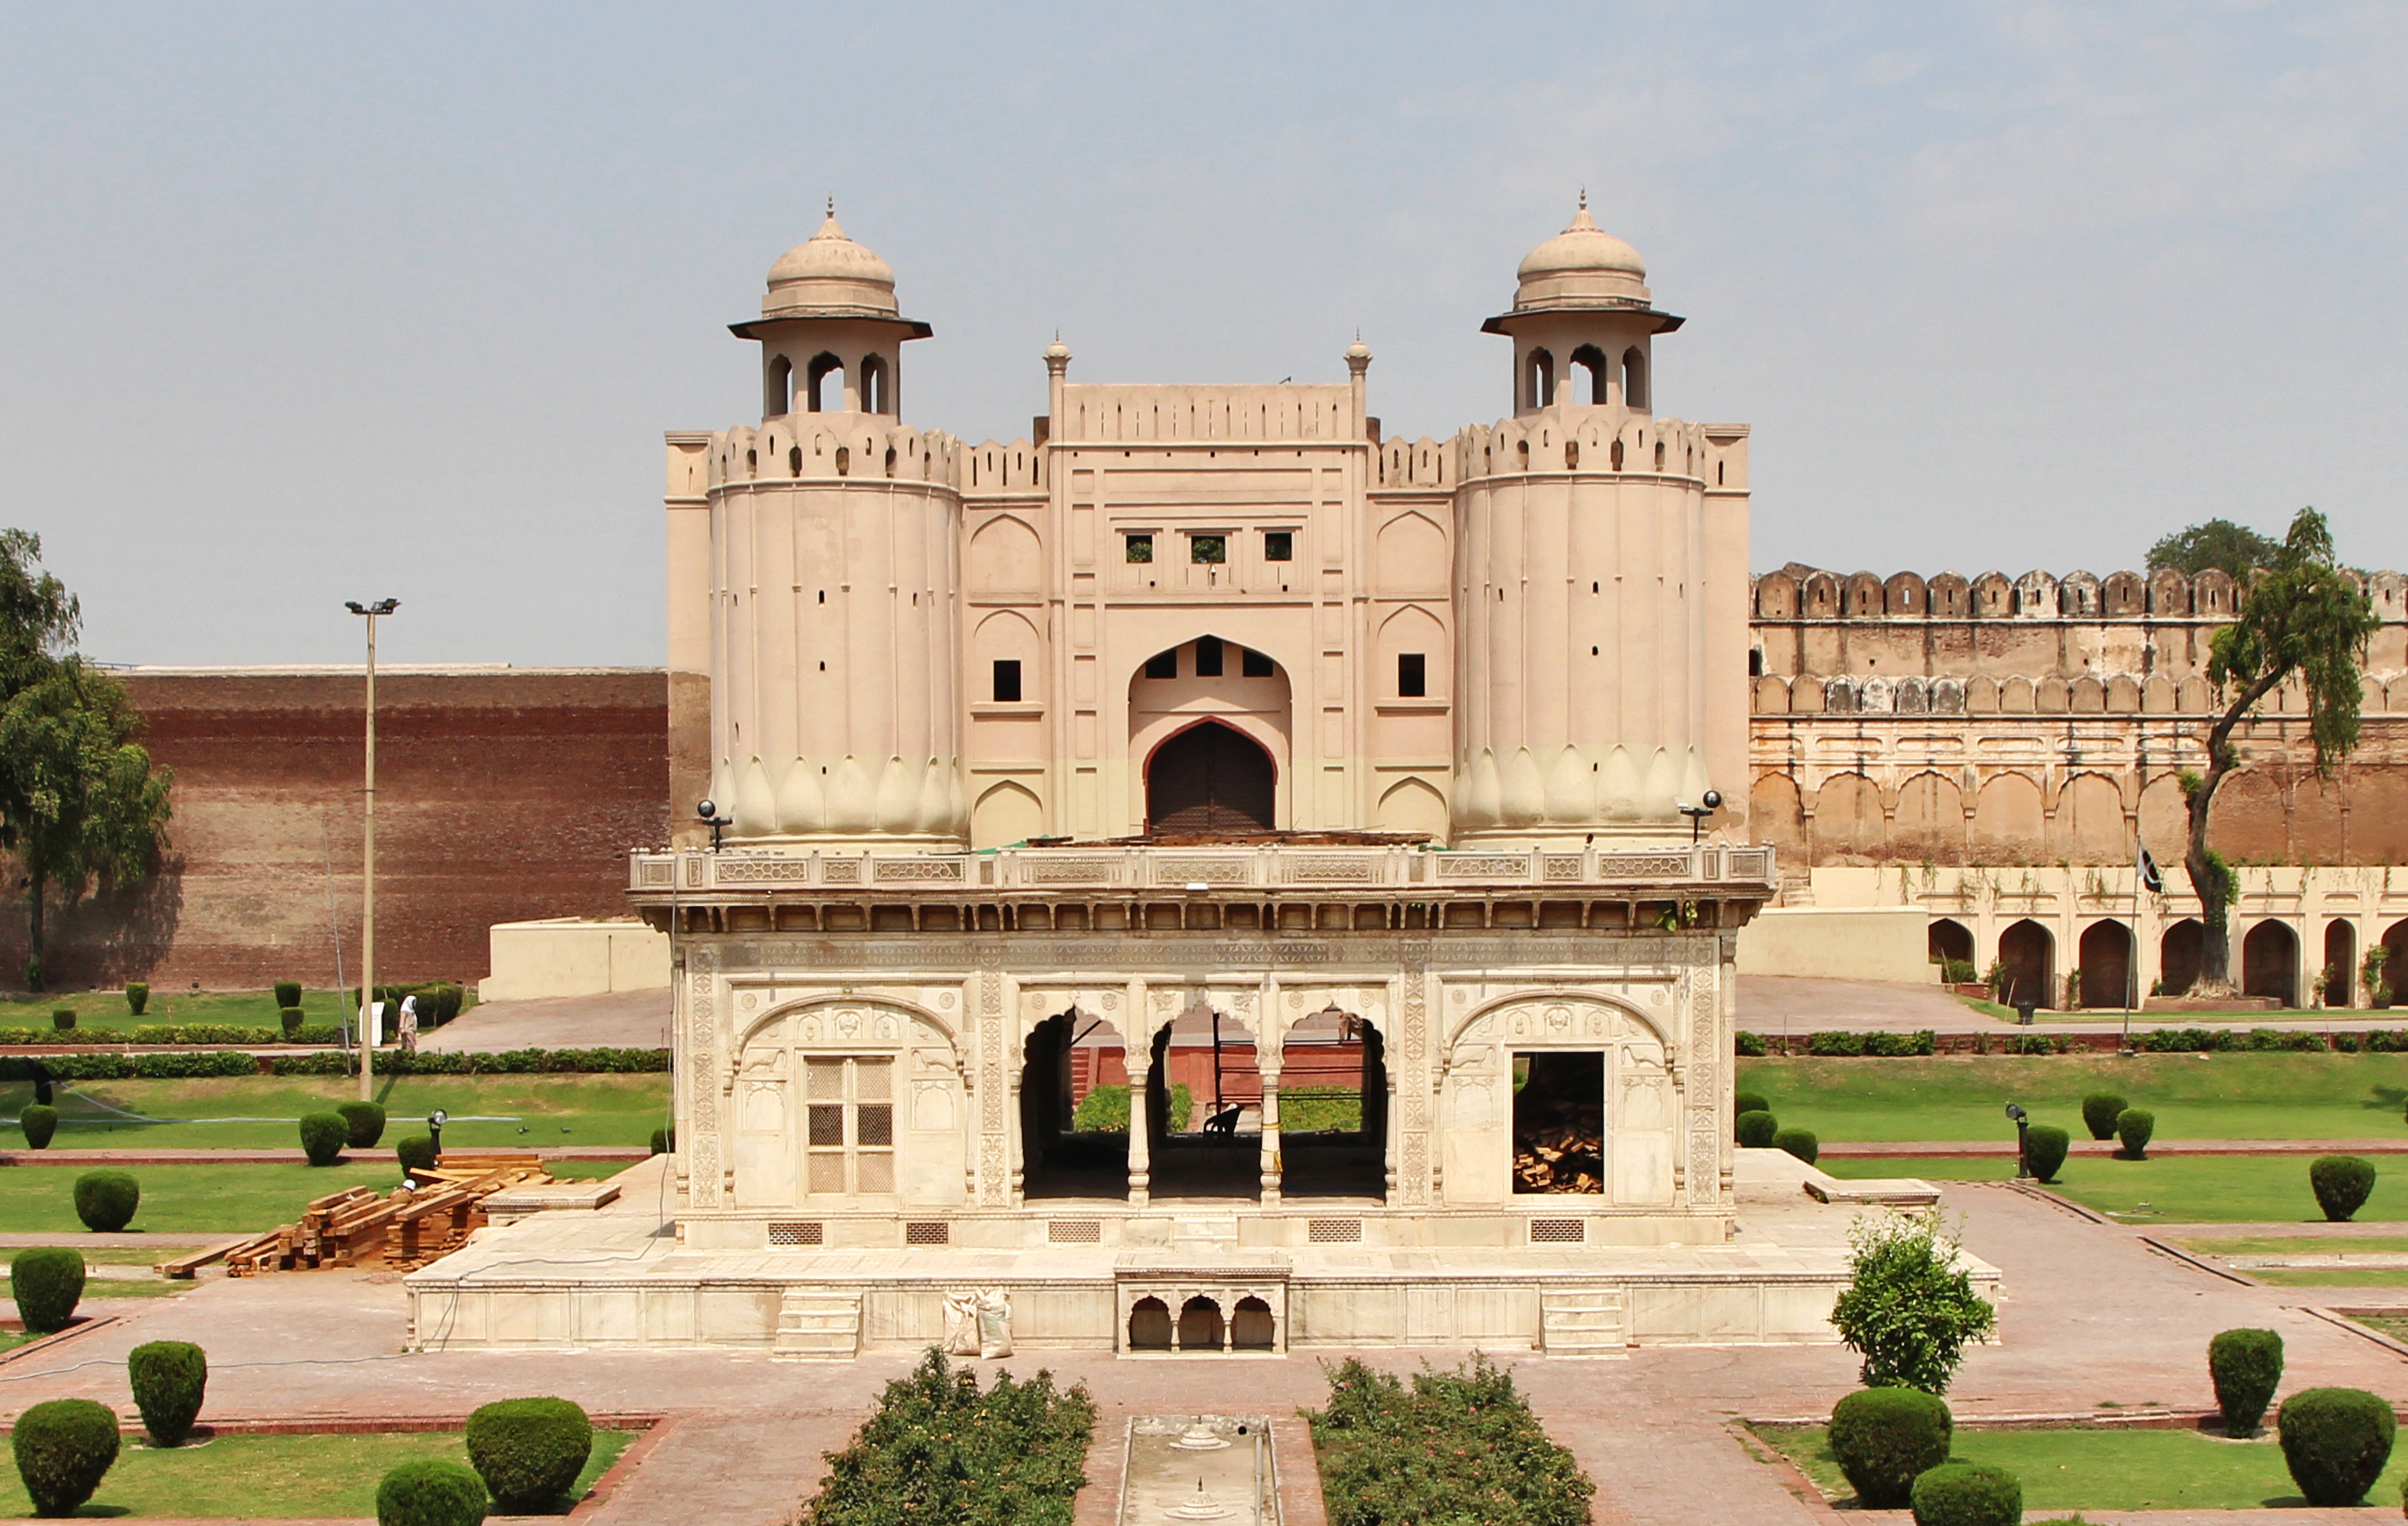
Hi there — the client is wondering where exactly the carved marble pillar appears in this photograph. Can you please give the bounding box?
[1124,978,1150,1207]
[1258,976,1282,1205]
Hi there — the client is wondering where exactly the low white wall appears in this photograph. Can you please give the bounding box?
[478,918,671,1002]
[1735,907,1936,983]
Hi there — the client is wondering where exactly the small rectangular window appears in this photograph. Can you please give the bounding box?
[1264,530,1293,561]
[1398,653,1426,698]
[1241,647,1273,678]
[1194,636,1224,677]
[1125,533,1153,563]
[991,659,1022,703]
[1145,650,1178,679]
[1190,533,1226,565]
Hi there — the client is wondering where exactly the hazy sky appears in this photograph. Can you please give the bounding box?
[3,2,2402,667]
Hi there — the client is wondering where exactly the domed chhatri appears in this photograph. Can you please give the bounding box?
[763,201,900,319]
[1511,192,1651,311]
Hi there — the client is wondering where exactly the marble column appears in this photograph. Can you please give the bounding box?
[1125,980,1150,1207]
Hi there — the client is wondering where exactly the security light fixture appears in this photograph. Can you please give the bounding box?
[697,799,732,851]
[1676,788,1724,845]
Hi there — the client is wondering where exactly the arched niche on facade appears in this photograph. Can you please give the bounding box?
[2078,921,2133,1009]
[2243,920,2300,1009]
[1929,918,1975,972]
[1893,772,1964,863]
[1750,773,1805,856]
[1973,773,2046,862]
[1437,994,1675,1209]
[2160,918,2206,997]
[1997,919,2055,1010]
[1375,511,1450,595]
[1127,639,1293,835]
[1813,773,1884,862]
[971,780,1044,849]
[1374,777,1447,842]
[731,996,968,1210]
[2058,773,2127,863]
[966,515,1044,595]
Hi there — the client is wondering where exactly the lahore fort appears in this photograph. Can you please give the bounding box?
[6,206,2405,1355]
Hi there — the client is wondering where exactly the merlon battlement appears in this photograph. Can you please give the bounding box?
[1755,566,2408,622]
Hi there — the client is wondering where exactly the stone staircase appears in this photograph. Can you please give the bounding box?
[772,1289,861,1359]
[1777,872,1815,908]
[1539,1288,1628,1357]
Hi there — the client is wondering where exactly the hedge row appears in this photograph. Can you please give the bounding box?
[1736,1030,1938,1057]
[0,1022,349,1047]
[0,1047,669,1082]
[1308,1352,1595,1526]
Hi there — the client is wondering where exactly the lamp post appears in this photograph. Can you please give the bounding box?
[1676,789,1724,847]
[2006,1103,2030,1180]
[346,599,398,1103]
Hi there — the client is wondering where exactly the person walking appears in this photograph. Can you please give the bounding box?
[397,992,419,1055]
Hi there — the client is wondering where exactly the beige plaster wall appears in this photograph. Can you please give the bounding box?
[1732,907,1936,983]
[479,918,671,1001]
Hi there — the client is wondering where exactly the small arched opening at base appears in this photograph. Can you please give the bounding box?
[1128,1296,1172,1351]
[2323,921,2357,1007]
[1997,918,2054,1010]
[1178,1296,1225,1351]
[806,352,844,413]
[1231,1297,1275,1351]
[2243,920,2299,1008]
[2160,918,2205,997]
[2382,919,2408,1009]
[1928,918,1975,978]
[1568,344,1611,405]
[1145,721,1276,836]
[2078,921,2134,1011]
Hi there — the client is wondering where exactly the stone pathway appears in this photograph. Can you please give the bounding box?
[421,990,671,1053]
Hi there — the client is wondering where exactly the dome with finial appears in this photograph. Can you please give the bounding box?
[763,201,899,319]
[1511,193,1650,311]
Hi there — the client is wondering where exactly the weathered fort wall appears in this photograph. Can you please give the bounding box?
[0,667,667,993]
[1749,565,2408,872]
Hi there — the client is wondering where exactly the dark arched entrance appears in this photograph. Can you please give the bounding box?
[2078,921,2134,1011]
[2160,919,2204,997]
[1998,918,2054,1010]
[2243,921,2299,1008]
[1146,722,1274,835]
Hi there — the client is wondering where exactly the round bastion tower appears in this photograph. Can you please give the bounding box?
[1450,199,1745,845]
[701,209,969,846]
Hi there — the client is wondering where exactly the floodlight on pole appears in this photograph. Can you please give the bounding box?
[347,598,399,1103]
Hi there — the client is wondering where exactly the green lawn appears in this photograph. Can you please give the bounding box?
[1820,1151,2408,1224]
[0,1428,632,1518]
[4,1073,669,1150]
[2247,1267,2408,1287]
[1758,1422,2408,1511]
[2176,1234,2408,1255]
[2351,1313,2408,1342]
[1738,1053,2408,1143]
[2,988,367,1035]
[0,1158,631,1235]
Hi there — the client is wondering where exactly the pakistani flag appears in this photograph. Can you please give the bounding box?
[2137,844,2164,895]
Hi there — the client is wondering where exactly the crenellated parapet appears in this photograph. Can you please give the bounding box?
[957,438,1046,495]
[1452,408,1732,485]
[1756,564,2408,623]
[707,417,961,490]
[1373,436,1453,491]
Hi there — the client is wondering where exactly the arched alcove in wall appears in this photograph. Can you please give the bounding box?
[1146,722,1274,835]
[1997,919,2054,1010]
[1128,639,1291,835]
[971,780,1043,849]
[2078,921,2133,1009]
[2243,920,2299,1008]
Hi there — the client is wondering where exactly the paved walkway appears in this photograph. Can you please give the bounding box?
[422,990,671,1053]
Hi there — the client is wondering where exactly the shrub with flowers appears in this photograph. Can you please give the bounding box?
[1307,1353,1594,1525]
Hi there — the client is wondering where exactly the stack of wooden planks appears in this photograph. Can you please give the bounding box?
[223,1152,552,1276]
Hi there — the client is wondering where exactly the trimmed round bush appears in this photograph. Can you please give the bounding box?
[396,1134,437,1175]
[1736,1110,1779,1149]
[9,1247,86,1334]
[2310,1155,2377,1222]
[10,1397,120,1517]
[1734,1091,1770,1125]
[1909,1462,2021,1526]
[19,1103,58,1150]
[2115,1107,2155,1158]
[72,1170,139,1232]
[274,980,302,1009]
[375,1459,490,1526]
[1828,1385,1952,1509]
[124,982,148,1016]
[50,1007,74,1031]
[2022,1124,2070,1183]
[2209,1327,2284,1436]
[1773,1128,1819,1165]
[280,1005,305,1039]
[127,1339,208,1447]
[464,1396,593,1512]
[2081,1091,2129,1141]
[2277,1386,2395,1505]
[338,1101,388,1149]
[298,1112,348,1167]
[648,1125,675,1157]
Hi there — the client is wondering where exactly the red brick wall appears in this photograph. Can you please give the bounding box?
[0,668,668,992]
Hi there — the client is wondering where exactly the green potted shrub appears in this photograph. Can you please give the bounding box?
[2080,1092,2127,1141]
[2310,1156,2377,1222]
[10,1398,120,1517]
[19,1103,58,1150]
[1736,1110,1779,1149]
[298,1113,348,1167]
[2114,1108,2154,1159]
[2276,1387,2395,1505]
[8,1246,86,1333]
[1773,1128,1819,1165]
[124,982,148,1016]
[374,1459,489,1526]
[127,1340,208,1447]
[339,1101,388,1149]
[2022,1124,2070,1183]
[72,1171,140,1232]
[2208,1327,2282,1436]
[1826,1385,1951,1508]
[1909,1461,2020,1526]
[464,1397,593,1513]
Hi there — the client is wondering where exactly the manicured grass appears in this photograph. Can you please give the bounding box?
[4,1072,670,1149]
[1737,1053,2408,1143]
[1758,1421,2408,1511]
[2177,1234,2408,1255]
[1820,1151,2408,1224]
[76,1277,195,1298]
[3,1246,191,1267]
[2,988,366,1034]
[0,1428,632,1518]
[2350,1312,2408,1341]
[2245,1268,2408,1288]
[0,1158,633,1234]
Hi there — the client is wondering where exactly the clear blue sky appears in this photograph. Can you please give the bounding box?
[3,2,2401,666]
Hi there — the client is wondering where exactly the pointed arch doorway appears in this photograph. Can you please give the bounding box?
[1145,722,1275,835]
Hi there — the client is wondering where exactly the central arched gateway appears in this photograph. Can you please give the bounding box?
[1146,722,1274,834]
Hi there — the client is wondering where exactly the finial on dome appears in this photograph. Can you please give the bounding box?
[1579,186,1587,210]
[1044,331,1071,365]
[1344,329,1371,363]
[827,195,835,217]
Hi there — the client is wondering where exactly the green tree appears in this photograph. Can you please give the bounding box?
[2180,508,2377,989]
[1829,1209,1995,1394]
[2147,517,2281,577]
[0,532,172,991]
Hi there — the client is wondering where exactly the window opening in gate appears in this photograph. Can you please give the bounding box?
[1512,1051,1603,1194]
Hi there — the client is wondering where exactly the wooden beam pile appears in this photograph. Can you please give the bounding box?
[223,1152,551,1276]
[1512,1126,1604,1193]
